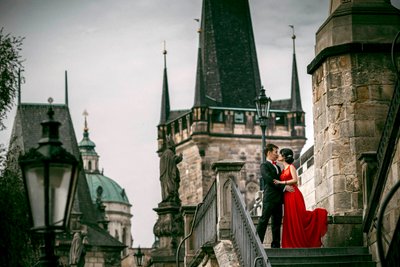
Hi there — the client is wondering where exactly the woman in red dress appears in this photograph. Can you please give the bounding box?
[273,148,328,248]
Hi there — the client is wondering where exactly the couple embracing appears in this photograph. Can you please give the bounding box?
[256,143,328,248]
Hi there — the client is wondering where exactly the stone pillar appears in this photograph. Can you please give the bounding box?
[308,0,400,246]
[151,202,183,267]
[212,160,245,240]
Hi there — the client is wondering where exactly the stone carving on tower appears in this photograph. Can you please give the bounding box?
[152,132,184,266]
[159,135,183,204]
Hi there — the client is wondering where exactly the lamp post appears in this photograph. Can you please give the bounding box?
[19,98,79,267]
[134,246,144,266]
[255,86,271,189]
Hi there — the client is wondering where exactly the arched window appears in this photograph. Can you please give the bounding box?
[122,227,127,246]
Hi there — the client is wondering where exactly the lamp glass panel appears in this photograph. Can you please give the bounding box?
[137,254,143,266]
[255,101,262,118]
[48,163,72,226]
[24,165,45,228]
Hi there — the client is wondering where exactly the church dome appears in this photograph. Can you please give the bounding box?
[86,173,130,205]
[78,133,96,149]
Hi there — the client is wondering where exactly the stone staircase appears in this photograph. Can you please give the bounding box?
[265,247,376,267]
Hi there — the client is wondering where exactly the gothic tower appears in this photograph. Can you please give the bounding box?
[307,0,400,245]
[157,0,306,209]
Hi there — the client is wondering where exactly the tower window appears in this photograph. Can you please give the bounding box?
[88,161,92,171]
[234,112,245,124]
[296,112,304,124]
[182,117,187,130]
[275,113,286,126]
[212,110,224,122]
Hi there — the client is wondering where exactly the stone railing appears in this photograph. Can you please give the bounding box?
[193,181,217,252]
[376,178,400,267]
[183,160,270,267]
[231,177,271,267]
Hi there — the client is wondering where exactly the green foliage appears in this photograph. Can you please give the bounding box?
[0,28,24,130]
[0,144,40,267]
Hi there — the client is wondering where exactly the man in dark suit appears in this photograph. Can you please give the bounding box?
[256,143,293,248]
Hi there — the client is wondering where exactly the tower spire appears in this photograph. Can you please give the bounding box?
[83,109,89,133]
[289,25,303,112]
[193,19,206,107]
[195,0,261,108]
[159,41,170,125]
[65,70,69,107]
[18,68,21,105]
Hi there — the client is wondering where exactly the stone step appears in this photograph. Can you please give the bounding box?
[265,247,369,257]
[267,254,372,264]
[264,247,376,267]
[268,262,376,267]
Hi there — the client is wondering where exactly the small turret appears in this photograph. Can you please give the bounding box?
[78,110,99,173]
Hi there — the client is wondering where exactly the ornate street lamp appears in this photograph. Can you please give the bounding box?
[134,246,144,266]
[255,86,271,189]
[19,98,79,266]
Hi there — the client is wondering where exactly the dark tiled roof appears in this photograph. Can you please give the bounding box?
[167,109,191,122]
[85,223,126,248]
[196,0,261,108]
[10,103,123,248]
[271,99,291,111]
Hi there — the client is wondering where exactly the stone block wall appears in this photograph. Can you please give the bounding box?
[177,134,305,210]
[297,146,316,210]
[159,105,306,210]
[312,52,395,215]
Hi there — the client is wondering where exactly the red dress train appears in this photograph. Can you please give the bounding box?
[280,166,328,248]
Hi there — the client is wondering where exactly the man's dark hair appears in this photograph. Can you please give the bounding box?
[265,143,278,154]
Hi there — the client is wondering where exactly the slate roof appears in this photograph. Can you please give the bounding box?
[195,0,261,108]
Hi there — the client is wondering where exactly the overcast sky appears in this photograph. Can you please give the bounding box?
[2,0,399,248]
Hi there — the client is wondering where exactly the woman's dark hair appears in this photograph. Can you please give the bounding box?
[280,148,294,164]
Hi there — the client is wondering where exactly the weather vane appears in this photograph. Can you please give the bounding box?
[289,25,296,54]
[289,25,296,39]
[163,40,167,55]
[83,109,89,131]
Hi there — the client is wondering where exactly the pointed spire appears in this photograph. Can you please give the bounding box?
[18,68,21,105]
[196,0,261,108]
[159,41,170,125]
[83,109,89,133]
[289,25,303,112]
[65,70,69,107]
[193,19,206,107]
[80,109,94,143]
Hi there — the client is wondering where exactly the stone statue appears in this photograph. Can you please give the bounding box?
[159,136,182,203]
[69,231,87,267]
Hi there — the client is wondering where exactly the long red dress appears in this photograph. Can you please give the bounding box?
[280,165,328,248]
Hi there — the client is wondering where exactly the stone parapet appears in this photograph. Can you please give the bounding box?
[314,0,400,55]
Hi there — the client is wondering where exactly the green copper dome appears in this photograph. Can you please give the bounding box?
[79,133,96,148]
[86,173,130,205]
